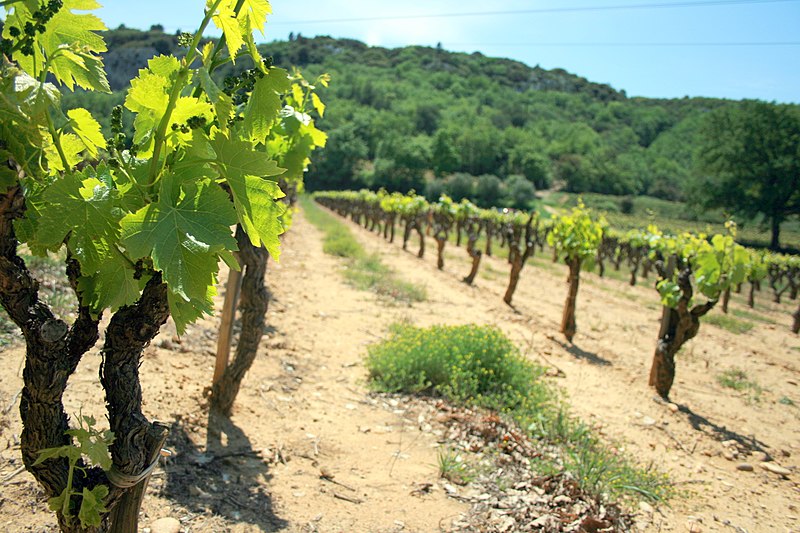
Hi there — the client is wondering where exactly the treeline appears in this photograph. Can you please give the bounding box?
[62,28,796,215]
[265,35,735,203]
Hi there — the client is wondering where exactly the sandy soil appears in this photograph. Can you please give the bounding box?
[0,204,798,532]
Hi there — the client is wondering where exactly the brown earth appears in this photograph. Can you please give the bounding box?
[1,204,799,532]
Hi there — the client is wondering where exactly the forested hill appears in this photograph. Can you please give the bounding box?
[69,26,746,206]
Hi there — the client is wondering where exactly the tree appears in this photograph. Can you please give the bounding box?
[694,101,800,250]
[442,173,475,202]
[306,123,367,190]
[503,174,536,209]
[474,174,502,207]
[431,129,459,176]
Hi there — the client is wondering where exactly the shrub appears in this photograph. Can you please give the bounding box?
[366,323,550,412]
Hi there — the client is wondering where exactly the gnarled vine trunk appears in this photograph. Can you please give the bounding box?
[101,275,171,532]
[435,238,446,269]
[721,287,731,314]
[503,252,524,304]
[415,222,425,258]
[649,263,716,399]
[402,218,412,251]
[2,185,102,532]
[210,226,270,415]
[463,235,482,285]
[2,179,172,532]
[560,257,581,343]
[792,301,800,334]
[502,215,536,305]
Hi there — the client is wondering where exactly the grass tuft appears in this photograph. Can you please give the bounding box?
[301,196,426,304]
[366,322,671,505]
[437,448,473,485]
[717,368,762,403]
[702,313,754,334]
[730,308,776,325]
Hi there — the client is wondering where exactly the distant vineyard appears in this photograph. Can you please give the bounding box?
[313,189,800,398]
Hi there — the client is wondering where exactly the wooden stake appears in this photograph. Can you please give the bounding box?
[213,267,243,386]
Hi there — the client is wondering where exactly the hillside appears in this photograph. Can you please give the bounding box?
[61,27,737,205]
[58,27,795,214]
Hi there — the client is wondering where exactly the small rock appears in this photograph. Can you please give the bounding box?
[667,403,679,413]
[188,485,211,498]
[722,449,737,461]
[760,462,791,476]
[639,501,655,514]
[499,517,517,532]
[531,515,556,528]
[553,494,571,504]
[721,439,738,448]
[642,416,657,426]
[736,463,754,472]
[150,517,181,533]
[686,520,703,532]
[750,451,769,462]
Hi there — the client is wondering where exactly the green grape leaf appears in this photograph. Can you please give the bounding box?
[198,67,233,131]
[167,282,217,332]
[77,253,148,313]
[237,0,271,65]
[26,0,109,92]
[47,488,70,514]
[0,163,16,191]
[239,0,271,35]
[311,92,325,117]
[34,445,79,466]
[166,96,215,148]
[656,279,682,309]
[36,169,123,273]
[51,47,111,93]
[67,108,105,157]
[243,68,291,142]
[65,424,113,471]
[212,2,245,61]
[120,176,238,332]
[43,133,86,172]
[77,485,109,528]
[125,56,180,150]
[209,133,286,256]
[8,0,109,92]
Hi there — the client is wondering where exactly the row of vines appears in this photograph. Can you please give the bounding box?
[313,189,800,400]
[1,0,326,531]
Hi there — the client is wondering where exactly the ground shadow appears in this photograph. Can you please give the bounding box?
[677,403,770,453]
[159,410,288,531]
[553,339,612,366]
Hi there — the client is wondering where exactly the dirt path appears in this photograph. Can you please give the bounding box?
[1,204,798,532]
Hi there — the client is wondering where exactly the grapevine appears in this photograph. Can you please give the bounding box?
[0,0,325,529]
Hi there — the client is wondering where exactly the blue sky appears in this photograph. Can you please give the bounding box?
[95,0,799,102]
